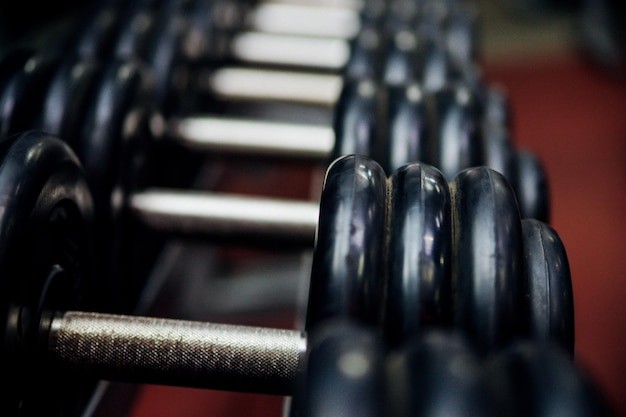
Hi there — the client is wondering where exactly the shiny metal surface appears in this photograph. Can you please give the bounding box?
[49,312,307,395]
[171,116,334,158]
[231,32,350,69]
[130,189,319,245]
[207,68,342,105]
[249,3,360,38]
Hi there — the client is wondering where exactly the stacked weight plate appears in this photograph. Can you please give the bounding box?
[0,1,618,417]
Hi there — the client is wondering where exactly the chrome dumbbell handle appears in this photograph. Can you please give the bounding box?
[129,189,320,245]
[48,311,306,395]
[167,116,335,159]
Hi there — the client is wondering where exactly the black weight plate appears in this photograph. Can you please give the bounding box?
[419,1,478,65]
[0,130,96,417]
[40,57,102,149]
[143,0,189,115]
[385,83,429,173]
[79,59,153,312]
[387,330,489,417]
[484,85,512,130]
[383,163,453,346]
[306,155,387,331]
[72,3,125,61]
[113,3,158,62]
[79,59,151,208]
[331,79,386,165]
[425,84,483,180]
[291,320,385,417]
[0,48,33,93]
[360,0,386,27]
[483,123,515,182]
[386,0,419,33]
[345,26,385,81]
[513,150,550,222]
[416,34,464,92]
[451,166,524,352]
[522,219,574,354]
[383,29,419,87]
[0,53,61,137]
[485,342,617,417]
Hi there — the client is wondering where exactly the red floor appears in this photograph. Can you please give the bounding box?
[128,54,626,417]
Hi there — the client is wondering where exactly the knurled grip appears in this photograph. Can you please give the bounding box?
[49,311,306,395]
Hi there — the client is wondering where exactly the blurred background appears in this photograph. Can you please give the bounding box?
[0,0,624,416]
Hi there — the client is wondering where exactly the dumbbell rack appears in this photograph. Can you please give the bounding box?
[0,1,622,417]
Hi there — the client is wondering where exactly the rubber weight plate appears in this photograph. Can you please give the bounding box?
[514,150,550,221]
[425,84,483,180]
[290,320,385,417]
[40,56,102,149]
[0,131,96,417]
[522,219,574,354]
[451,166,524,353]
[306,155,387,331]
[0,52,61,137]
[385,83,429,173]
[331,79,386,164]
[485,342,617,417]
[383,162,453,346]
[78,58,154,312]
[386,330,489,417]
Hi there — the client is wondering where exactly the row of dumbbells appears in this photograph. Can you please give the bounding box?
[0,130,610,416]
[0,0,615,416]
[0,0,548,311]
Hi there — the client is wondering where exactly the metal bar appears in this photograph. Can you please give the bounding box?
[170,115,334,159]
[206,68,343,106]
[249,3,361,38]
[230,32,350,69]
[49,311,306,395]
[129,189,319,245]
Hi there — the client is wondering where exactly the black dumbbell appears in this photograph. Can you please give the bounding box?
[351,160,569,352]
[31,53,542,218]
[64,0,384,113]
[53,2,521,188]
[0,47,551,316]
[0,133,573,349]
[49,1,519,182]
[65,0,485,114]
[29,54,542,254]
[484,341,618,417]
[288,320,386,417]
[385,329,490,417]
[0,131,574,417]
[383,328,613,417]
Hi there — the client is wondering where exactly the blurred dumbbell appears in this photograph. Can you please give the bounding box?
[65,0,379,113]
[0,51,550,313]
[382,329,614,417]
[288,322,612,417]
[65,0,485,114]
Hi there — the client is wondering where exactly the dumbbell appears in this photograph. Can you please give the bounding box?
[65,0,382,113]
[66,0,484,113]
[1,131,573,416]
[291,322,612,417]
[0,46,535,228]
[0,35,548,297]
[0,130,572,387]
[58,1,515,177]
[54,0,502,145]
[0,47,544,282]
